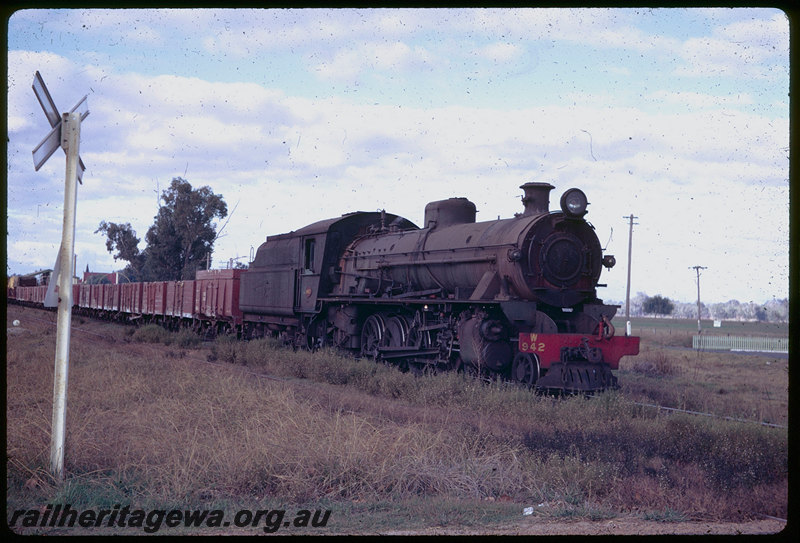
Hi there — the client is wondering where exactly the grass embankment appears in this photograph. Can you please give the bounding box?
[6,306,788,534]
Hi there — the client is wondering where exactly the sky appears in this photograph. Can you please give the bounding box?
[6,7,790,305]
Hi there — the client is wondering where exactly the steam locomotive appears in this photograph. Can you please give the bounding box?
[8,182,639,392]
[239,182,639,391]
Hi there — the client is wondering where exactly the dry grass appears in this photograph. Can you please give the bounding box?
[6,341,581,505]
[619,342,788,426]
[5,304,789,532]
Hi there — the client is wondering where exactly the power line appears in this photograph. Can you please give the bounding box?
[624,214,638,327]
[690,265,708,333]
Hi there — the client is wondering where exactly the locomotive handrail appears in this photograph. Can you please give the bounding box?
[354,243,515,259]
[392,288,443,299]
[355,254,497,271]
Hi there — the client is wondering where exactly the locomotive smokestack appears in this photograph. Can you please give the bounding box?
[520,182,555,216]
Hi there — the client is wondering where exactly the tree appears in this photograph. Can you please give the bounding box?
[94,221,145,281]
[97,177,227,281]
[764,298,789,322]
[642,294,674,316]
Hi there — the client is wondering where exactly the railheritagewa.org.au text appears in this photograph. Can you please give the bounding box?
[8,504,331,533]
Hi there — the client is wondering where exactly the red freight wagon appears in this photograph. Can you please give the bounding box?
[89,284,104,309]
[33,285,46,304]
[103,283,121,311]
[73,284,80,307]
[195,269,243,324]
[165,281,195,318]
[78,283,91,308]
[19,286,34,303]
[120,283,143,314]
[142,282,167,316]
[165,282,177,316]
[180,281,196,318]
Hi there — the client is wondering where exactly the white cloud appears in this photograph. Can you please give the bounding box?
[476,42,522,63]
[313,40,435,82]
[314,48,364,81]
[676,12,789,81]
[715,11,789,51]
[595,27,680,53]
[647,90,754,109]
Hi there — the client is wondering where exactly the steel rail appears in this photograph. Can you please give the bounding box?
[631,401,787,429]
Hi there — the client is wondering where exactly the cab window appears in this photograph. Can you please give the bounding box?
[304,238,316,273]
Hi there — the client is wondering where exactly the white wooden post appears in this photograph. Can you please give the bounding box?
[31,71,89,481]
[49,112,81,480]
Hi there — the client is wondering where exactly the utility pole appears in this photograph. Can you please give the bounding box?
[624,214,638,335]
[690,265,707,333]
[31,72,89,480]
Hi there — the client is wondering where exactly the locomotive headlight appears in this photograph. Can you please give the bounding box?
[560,188,588,218]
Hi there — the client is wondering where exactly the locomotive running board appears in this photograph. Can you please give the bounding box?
[377,348,440,359]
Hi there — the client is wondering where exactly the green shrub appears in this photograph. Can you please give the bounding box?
[132,324,170,344]
[173,328,201,348]
[210,333,241,364]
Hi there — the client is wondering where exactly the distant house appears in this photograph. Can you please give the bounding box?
[83,265,118,285]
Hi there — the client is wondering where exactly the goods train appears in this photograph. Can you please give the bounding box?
[8,182,639,392]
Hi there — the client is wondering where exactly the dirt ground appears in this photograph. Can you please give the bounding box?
[382,516,789,536]
[5,304,791,537]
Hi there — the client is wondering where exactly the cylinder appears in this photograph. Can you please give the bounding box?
[458,316,513,371]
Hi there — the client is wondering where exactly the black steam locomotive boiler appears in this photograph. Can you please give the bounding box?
[239,182,639,392]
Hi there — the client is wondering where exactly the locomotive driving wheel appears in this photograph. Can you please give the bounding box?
[512,352,540,386]
[305,316,328,350]
[360,314,386,359]
[384,315,409,348]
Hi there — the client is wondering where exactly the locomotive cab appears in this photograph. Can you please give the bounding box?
[239,212,418,339]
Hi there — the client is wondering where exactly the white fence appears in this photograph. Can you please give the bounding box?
[692,335,788,353]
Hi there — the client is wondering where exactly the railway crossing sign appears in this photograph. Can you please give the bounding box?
[30,70,89,481]
[31,71,88,182]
